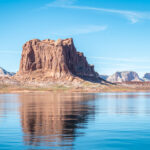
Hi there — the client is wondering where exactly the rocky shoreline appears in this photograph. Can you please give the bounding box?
[1,77,150,94]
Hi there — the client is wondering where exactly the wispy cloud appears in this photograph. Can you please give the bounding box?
[93,61,150,70]
[88,56,150,63]
[88,56,150,76]
[48,0,76,6]
[43,0,150,24]
[50,25,107,36]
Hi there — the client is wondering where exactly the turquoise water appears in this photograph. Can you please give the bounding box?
[0,92,150,150]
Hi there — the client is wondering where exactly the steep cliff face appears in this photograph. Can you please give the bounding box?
[107,71,142,83]
[17,38,100,82]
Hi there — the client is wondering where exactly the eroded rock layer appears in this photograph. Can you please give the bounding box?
[17,38,100,82]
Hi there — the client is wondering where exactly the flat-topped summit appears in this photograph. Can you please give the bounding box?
[143,73,150,81]
[17,38,101,82]
[107,71,142,83]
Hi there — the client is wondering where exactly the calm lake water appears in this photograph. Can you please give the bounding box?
[0,92,150,150]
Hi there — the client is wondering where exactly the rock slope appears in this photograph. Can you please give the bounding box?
[0,67,15,76]
[16,38,101,82]
[107,71,142,83]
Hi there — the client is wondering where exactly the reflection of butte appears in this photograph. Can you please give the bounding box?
[19,93,96,147]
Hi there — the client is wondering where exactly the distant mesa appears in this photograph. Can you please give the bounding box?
[16,38,102,83]
[143,73,150,81]
[99,75,108,80]
[0,67,15,77]
[100,71,143,83]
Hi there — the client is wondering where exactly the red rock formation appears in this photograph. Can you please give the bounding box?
[17,38,101,82]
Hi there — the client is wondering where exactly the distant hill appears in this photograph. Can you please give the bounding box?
[0,67,15,76]
[107,71,143,83]
[99,75,109,80]
[143,73,150,81]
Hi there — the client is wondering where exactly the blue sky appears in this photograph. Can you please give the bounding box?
[0,0,150,77]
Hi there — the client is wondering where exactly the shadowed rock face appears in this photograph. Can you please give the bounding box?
[107,71,142,83]
[18,38,100,82]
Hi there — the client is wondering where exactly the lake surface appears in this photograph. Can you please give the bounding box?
[0,92,150,150]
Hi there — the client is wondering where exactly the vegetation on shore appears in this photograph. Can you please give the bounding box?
[1,81,150,94]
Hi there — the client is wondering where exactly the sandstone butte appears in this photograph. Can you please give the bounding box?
[15,38,102,83]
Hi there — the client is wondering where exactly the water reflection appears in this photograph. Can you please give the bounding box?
[19,93,96,148]
[1,93,150,149]
[96,93,150,115]
[0,94,19,118]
